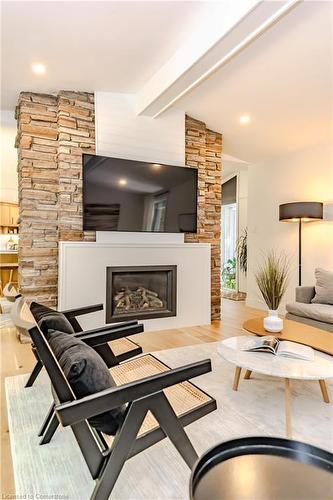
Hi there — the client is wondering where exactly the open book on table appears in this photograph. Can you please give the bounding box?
[241,336,315,361]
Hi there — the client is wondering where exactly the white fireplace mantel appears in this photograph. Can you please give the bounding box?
[58,241,211,332]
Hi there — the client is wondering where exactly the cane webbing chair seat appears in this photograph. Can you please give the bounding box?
[110,337,141,358]
[102,354,213,446]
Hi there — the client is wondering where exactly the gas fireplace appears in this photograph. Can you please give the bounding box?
[106,265,177,322]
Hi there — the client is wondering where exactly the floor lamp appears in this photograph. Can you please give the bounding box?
[279,202,323,286]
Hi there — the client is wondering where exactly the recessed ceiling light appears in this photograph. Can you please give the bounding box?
[32,63,46,75]
[239,115,250,125]
[119,178,127,186]
[152,163,162,170]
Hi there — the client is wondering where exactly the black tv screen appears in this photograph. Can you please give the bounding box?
[83,154,198,233]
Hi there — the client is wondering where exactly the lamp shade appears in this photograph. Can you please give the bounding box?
[279,202,323,222]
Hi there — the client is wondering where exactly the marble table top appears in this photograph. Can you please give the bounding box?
[218,336,333,381]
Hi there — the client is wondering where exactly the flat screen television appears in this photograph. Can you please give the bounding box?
[83,154,198,233]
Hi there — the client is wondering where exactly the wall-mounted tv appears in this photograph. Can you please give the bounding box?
[83,154,198,233]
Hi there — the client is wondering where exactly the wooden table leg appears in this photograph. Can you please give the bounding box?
[284,378,292,439]
[318,380,330,403]
[233,366,242,391]
[244,370,252,380]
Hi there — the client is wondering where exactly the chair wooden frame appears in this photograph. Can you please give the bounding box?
[28,302,143,387]
[13,296,144,444]
[27,319,216,500]
[37,317,144,445]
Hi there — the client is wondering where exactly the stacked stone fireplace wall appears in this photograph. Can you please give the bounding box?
[16,91,96,307]
[16,97,222,318]
[184,116,222,320]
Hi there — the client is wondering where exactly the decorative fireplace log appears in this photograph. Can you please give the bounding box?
[114,287,164,313]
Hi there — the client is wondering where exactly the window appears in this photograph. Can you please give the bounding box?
[151,196,167,231]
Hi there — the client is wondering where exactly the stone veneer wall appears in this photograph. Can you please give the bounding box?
[16,91,95,307]
[16,100,221,319]
[185,115,222,320]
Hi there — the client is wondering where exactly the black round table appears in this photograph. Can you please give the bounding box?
[190,437,333,500]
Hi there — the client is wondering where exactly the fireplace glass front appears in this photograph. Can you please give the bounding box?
[106,265,177,322]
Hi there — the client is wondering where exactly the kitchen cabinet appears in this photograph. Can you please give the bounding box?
[0,202,19,231]
[10,204,19,225]
[0,203,10,226]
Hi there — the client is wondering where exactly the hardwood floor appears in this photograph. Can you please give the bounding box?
[0,299,262,495]
[133,299,263,352]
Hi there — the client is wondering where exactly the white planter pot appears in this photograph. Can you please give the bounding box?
[263,309,283,333]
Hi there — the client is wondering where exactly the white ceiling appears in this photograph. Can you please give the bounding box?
[1,0,332,164]
[175,0,333,162]
[1,1,208,109]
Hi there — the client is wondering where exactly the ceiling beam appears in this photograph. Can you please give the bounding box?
[136,0,301,118]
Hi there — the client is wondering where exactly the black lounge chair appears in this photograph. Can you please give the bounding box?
[12,296,144,444]
[24,298,143,387]
[24,309,216,500]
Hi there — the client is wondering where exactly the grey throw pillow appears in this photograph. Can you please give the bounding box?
[30,302,75,336]
[48,330,126,435]
[311,268,333,305]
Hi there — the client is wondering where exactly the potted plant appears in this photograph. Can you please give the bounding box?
[255,251,289,332]
[222,258,236,290]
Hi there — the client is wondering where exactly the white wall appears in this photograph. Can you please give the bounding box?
[58,242,211,331]
[0,110,18,202]
[95,92,185,165]
[246,142,333,311]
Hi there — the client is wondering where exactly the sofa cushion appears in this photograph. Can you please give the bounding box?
[311,268,333,305]
[286,302,333,325]
[30,302,75,336]
[48,330,126,435]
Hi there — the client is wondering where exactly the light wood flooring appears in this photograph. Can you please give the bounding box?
[0,299,263,496]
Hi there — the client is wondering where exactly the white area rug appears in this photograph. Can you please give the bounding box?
[5,342,333,499]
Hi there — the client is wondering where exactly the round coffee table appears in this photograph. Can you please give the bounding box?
[218,336,333,438]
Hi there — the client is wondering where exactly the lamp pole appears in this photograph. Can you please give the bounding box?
[298,219,302,286]
[279,202,323,287]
